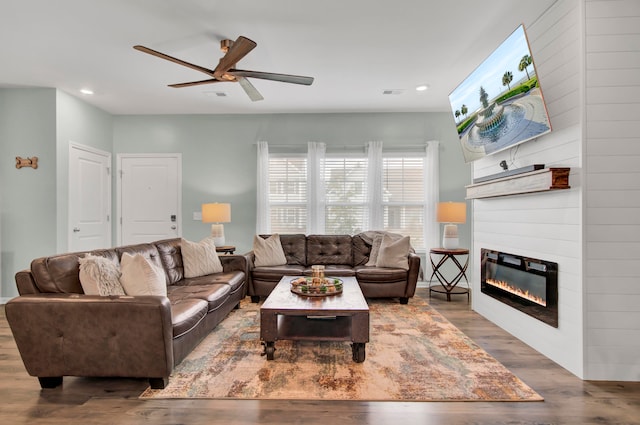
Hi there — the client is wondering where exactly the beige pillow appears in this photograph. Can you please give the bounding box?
[119,253,167,296]
[365,235,383,266]
[181,237,223,278]
[78,253,125,296]
[253,234,287,267]
[376,234,410,270]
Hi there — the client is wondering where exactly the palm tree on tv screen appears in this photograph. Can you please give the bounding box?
[502,71,513,91]
[519,54,532,80]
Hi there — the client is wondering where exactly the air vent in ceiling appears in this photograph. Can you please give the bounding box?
[203,91,227,97]
[382,89,404,95]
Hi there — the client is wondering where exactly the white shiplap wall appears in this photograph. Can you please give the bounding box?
[584,0,640,381]
[471,0,586,378]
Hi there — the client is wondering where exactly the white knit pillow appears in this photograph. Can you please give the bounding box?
[181,237,223,278]
[253,234,287,267]
[119,253,167,296]
[78,253,125,296]
[375,234,410,270]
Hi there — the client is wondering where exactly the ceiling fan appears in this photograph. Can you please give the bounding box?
[133,36,314,102]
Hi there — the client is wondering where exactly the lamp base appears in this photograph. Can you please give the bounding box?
[210,224,225,247]
[442,224,459,249]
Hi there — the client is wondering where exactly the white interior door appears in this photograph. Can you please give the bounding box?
[69,144,112,252]
[118,154,181,245]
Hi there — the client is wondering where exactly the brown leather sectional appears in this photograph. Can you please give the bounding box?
[5,238,247,390]
[248,234,421,304]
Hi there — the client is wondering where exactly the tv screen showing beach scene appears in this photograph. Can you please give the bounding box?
[449,24,552,163]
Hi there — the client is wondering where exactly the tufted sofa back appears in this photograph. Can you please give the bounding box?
[24,239,184,294]
[306,235,354,266]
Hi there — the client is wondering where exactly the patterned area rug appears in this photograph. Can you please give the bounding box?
[140,290,542,401]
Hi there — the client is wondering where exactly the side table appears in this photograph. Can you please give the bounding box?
[216,245,236,255]
[429,248,470,302]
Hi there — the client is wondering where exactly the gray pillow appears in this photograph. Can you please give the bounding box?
[253,234,287,267]
[375,235,410,270]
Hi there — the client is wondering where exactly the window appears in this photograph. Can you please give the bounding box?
[382,156,426,251]
[268,155,307,233]
[266,150,429,251]
[324,155,367,234]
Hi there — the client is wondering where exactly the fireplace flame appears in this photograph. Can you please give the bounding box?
[486,278,546,307]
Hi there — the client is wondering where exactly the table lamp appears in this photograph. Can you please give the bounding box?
[202,203,231,246]
[436,202,466,249]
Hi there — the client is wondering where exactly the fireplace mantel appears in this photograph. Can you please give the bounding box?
[466,167,570,199]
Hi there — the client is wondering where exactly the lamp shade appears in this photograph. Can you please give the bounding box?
[201,203,231,223]
[436,202,466,224]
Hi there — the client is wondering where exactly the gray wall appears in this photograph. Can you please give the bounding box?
[0,88,57,297]
[113,112,470,254]
[0,88,113,298]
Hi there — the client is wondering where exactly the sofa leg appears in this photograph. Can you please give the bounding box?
[399,297,409,305]
[149,377,169,389]
[251,295,260,303]
[38,376,63,389]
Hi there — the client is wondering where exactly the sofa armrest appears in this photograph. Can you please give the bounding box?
[15,270,40,295]
[220,254,247,272]
[5,294,174,381]
[405,252,421,298]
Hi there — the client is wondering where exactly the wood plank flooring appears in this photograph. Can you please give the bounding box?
[1,289,639,425]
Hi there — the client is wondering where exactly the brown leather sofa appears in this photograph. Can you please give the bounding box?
[248,234,420,304]
[5,238,247,390]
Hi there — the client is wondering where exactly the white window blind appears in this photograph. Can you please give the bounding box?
[382,156,426,250]
[266,150,429,248]
[268,155,307,233]
[324,155,368,235]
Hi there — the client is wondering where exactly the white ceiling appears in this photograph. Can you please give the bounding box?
[0,0,557,115]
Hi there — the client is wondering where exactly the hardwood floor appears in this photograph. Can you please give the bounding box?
[2,289,639,425]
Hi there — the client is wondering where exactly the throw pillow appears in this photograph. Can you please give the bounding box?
[119,253,167,296]
[181,237,223,278]
[253,234,287,267]
[376,234,410,270]
[365,235,384,266]
[78,253,125,296]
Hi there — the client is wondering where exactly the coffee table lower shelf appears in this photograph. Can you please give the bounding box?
[261,315,367,362]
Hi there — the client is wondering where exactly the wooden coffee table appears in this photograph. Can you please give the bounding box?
[260,275,370,362]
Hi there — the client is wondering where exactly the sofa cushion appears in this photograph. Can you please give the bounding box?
[355,265,408,282]
[181,238,223,278]
[119,253,167,296]
[168,283,231,313]
[154,238,184,285]
[252,264,306,281]
[263,234,307,265]
[169,298,209,339]
[306,235,353,266]
[376,235,410,270]
[78,253,125,296]
[253,234,287,267]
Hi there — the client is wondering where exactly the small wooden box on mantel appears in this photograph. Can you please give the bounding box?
[466,167,570,199]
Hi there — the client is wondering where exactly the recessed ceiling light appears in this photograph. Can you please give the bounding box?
[80,88,94,95]
[416,85,429,92]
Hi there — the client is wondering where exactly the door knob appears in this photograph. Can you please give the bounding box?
[171,225,177,230]
[73,227,80,232]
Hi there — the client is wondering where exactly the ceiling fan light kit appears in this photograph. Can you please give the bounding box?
[134,35,314,102]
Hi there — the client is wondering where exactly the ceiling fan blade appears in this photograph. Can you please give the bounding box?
[237,77,264,102]
[168,79,223,88]
[134,45,216,77]
[229,69,314,86]
[213,36,257,78]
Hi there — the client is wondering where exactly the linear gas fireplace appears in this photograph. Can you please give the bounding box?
[481,249,558,327]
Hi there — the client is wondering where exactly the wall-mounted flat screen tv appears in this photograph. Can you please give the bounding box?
[449,24,552,163]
